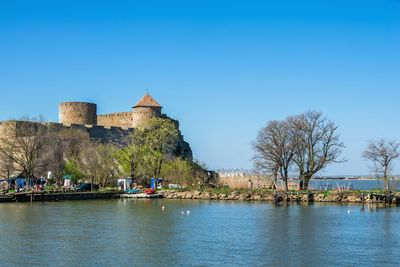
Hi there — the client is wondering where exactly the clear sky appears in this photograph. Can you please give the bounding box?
[1,0,399,175]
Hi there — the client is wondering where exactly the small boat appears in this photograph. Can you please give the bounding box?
[144,188,156,195]
[126,189,140,194]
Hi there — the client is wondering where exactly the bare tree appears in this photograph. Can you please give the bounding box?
[79,141,101,191]
[41,130,65,182]
[94,144,121,187]
[363,139,400,192]
[290,111,345,190]
[0,152,15,179]
[253,120,295,191]
[59,128,91,164]
[0,120,49,185]
[78,141,122,190]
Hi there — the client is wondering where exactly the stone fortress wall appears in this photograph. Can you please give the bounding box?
[59,102,97,125]
[0,121,132,144]
[0,94,193,159]
[97,112,133,128]
[56,93,192,159]
[61,94,169,129]
[131,106,162,128]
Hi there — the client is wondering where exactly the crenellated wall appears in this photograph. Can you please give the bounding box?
[59,102,97,125]
[97,112,132,128]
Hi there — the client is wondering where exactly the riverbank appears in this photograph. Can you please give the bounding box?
[160,189,400,204]
[1,189,400,205]
[0,191,122,202]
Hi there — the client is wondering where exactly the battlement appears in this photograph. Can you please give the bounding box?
[59,102,97,125]
[97,111,133,128]
[97,111,131,118]
[59,102,96,107]
[0,93,193,160]
[58,122,131,132]
[59,94,166,129]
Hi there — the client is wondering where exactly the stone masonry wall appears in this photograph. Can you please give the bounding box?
[217,175,273,189]
[132,107,162,128]
[59,102,97,125]
[97,112,132,128]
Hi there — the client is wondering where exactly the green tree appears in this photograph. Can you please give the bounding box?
[64,160,84,184]
[160,158,193,186]
[160,158,210,189]
[117,128,147,183]
[141,118,179,180]
[118,118,179,185]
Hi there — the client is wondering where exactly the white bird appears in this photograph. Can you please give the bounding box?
[187,210,191,216]
[181,211,185,215]
[162,206,165,211]
[347,210,351,214]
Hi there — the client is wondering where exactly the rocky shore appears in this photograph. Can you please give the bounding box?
[160,190,400,205]
[2,190,399,205]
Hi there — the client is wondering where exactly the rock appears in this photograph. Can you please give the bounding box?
[210,194,218,200]
[253,195,262,201]
[227,194,236,200]
[219,194,228,200]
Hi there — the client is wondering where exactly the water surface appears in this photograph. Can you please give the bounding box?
[0,200,399,267]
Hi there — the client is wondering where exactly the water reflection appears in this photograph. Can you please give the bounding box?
[0,200,399,266]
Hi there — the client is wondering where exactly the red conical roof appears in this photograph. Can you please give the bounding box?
[133,93,162,108]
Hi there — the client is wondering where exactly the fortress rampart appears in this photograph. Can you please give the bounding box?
[60,94,166,129]
[132,106,162,128]
[97,112,133,128]
[1,93,193,159]
[59,102,97,125]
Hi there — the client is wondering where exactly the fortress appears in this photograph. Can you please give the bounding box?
[0,93,192,159]
[59,93,170,129]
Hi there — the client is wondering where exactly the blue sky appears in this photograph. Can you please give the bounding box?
[0,0,399,175]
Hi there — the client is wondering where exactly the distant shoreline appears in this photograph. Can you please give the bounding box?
[305,178,390,181]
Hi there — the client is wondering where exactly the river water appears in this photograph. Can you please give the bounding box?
[0,200,399,267]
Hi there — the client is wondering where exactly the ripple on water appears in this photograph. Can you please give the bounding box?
[0,200,399,267]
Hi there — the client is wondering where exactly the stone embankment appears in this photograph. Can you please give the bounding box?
[160,190,400,204]
[10,191,122,202]
[0,195,13,203]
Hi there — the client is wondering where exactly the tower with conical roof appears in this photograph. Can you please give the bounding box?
[132,93,163,127]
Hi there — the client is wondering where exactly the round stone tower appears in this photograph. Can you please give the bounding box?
[132,93,162,127]
[59,102,97,125]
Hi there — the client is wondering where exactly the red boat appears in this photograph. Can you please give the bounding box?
[144,188,156,195]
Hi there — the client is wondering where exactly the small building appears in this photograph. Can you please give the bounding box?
[62,175,73,188]
[118,178,133,191]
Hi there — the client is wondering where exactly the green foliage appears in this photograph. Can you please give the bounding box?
[63,141,122,188]
[64,160,84,184]
[117,117,180,183]
[160,158,194,185]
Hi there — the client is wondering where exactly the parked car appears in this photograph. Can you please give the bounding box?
[76,183,99,192]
